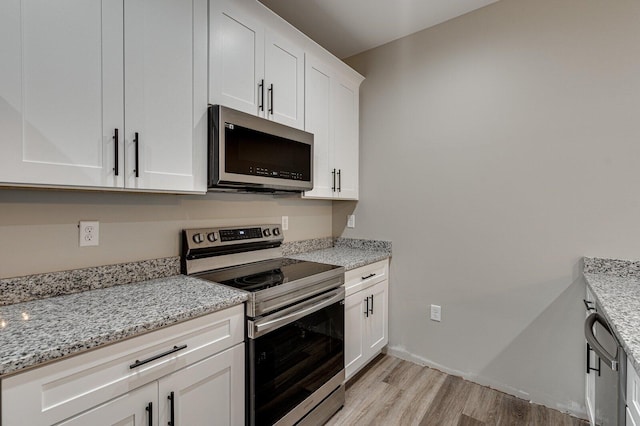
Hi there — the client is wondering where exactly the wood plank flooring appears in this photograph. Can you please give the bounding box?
[326,354,589,426]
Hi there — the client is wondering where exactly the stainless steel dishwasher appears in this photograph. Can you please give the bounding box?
[584,301,627,426]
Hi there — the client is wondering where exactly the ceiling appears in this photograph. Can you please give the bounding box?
[258,0,500,59]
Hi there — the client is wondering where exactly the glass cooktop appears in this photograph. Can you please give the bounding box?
[196,258,342,292]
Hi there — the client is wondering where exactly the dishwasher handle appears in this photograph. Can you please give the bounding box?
[584,312,618,371]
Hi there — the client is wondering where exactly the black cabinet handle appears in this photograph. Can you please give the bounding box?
[586,343,602,376]
[133,132,140,178]
[361,273,376,280]
[332,169,336,192]
[145,402,152,426]
[129,344,187,369]
[583,299,595,312]
[113,129,119,176]
[364,297,369,318]
[337,169,342,192]
[258,79,264,112]
[369,295,374,314]
[268,84,274,114]
[168,391,175,426]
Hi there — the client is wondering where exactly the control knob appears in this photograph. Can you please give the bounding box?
[207,232,217,242]
[263,228,271,237]
[272,227,280,236]
[192,233,204,244]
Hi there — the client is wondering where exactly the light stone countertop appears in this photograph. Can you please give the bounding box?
[289,246,391,270]
[0,275,247,376]
[0,237,391,377]
[583,257,640,376]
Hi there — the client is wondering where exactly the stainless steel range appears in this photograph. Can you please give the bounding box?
[181,224,345,426]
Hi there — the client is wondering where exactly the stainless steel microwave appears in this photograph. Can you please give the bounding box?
[208,105,314,193]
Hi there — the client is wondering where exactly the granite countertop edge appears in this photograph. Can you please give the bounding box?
[583,271,640,376]
[287,246,392,271]
[0,276,248,377]
[0,237,391,377]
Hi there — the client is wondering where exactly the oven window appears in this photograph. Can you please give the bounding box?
[225,124,311,181]
[249,300,344,426]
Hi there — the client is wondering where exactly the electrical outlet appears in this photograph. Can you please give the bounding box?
[430,304,441,322]
[79,221,99,247]
[347,214,355,228]
[282,216,289,231]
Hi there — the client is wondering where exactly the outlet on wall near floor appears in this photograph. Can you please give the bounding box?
[430,304,441,322]
[347,214,356,228]
[79,221,99,247]
[282,216,289,231]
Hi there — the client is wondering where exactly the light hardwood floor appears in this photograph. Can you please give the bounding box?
[327,354,589,426]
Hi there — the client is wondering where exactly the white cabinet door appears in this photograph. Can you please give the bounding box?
[629,359,640,426]
[158,344,245,426]
[264,30,304,129]
[345,274,389,381]
[332,76,360,200]
[345,291,367,380]
[302,56,362,200]
[210,0,265,116]
[57,383,156,426]
[303,56,334,198]
[124,0,207,192]
[366,280,389,355]
[0,0,124,189]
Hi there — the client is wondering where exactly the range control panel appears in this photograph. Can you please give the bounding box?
[184,224,283,250]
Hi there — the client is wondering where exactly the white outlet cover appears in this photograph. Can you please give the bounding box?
[79,221,99,247]
[282,216,289,231]
[347,214,356,228]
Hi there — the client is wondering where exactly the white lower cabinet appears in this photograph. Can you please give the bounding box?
[158,345,244,426]
[584,288,596,425]
[57,383,156,426]
[344,259,389,381]
[629,358,640,426]
[1,305,244,426]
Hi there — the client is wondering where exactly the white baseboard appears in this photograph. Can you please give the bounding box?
[384,345,587,421]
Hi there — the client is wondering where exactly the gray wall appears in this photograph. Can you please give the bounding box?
[337,0,640,416]
[0,189,331,278]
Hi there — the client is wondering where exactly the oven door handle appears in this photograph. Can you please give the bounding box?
[584,312,618,371]
[249,288,344,338]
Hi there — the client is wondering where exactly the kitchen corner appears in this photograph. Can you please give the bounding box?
[583,257,640,425]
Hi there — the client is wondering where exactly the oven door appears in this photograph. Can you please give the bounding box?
[247,288,345,426]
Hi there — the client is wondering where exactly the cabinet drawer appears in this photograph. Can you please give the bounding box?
[629,359,640,425]
[344,259,388,297]
[2,304,243,426]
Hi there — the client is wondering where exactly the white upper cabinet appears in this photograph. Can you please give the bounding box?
[0,0,207,193]
[303,55,363,200]
[210,0,265,116]
[303,57,334,198]
[210,0,305,130]
[124,0,208,192]
[0,0,124,188]
[263,30,305,129]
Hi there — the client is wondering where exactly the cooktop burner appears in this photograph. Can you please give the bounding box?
[196,258,341,293]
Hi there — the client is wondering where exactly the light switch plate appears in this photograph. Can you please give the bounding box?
[430,304,441,322]
[347,215,355,228]
[282,216,289,231]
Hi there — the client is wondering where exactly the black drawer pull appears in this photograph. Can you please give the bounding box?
[361,273,376,280]
[145,401,152,426]
[168,391,175,426]
[129,344,187,369]
[369,295,374,314]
